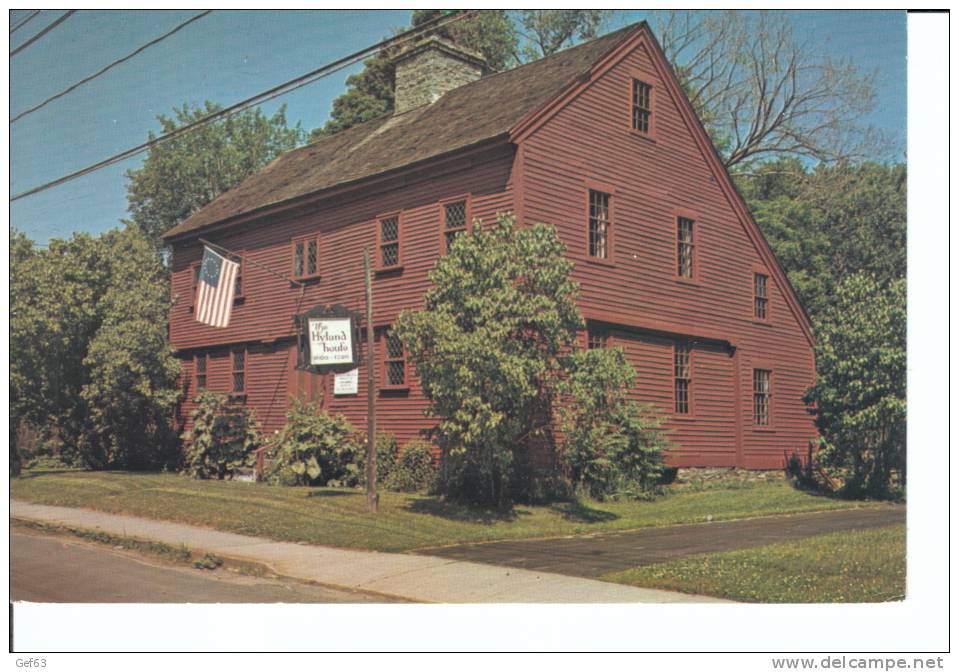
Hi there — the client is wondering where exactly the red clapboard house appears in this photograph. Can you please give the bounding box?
[163,22,816,470]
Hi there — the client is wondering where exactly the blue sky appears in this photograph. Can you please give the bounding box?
[9,9,906,244]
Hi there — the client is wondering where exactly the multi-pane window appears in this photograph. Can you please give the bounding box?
[677,217,694,278]
[379,215,401,268]
[753,369,771,425]
[632,79,652,134]
[292,236,319,279]
[588,189,611,259]
[674,341,691,414]
[587,328,609,350]
[754,273,768,319]
[443,200,468,251]
[194,353,208,391]
[232,349,246,394]
[383,330,407,388]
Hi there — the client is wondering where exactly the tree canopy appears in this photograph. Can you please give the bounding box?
[311,10,609,140]
[125,102,305,247]
[738,159,906,321]
[10,227,182,469]
[805,274,906,498]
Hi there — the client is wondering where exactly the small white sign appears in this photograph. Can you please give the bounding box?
[308,317,354,366]
[334,368,359,395]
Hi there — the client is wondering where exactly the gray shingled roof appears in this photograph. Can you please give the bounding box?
[162,26,635,240]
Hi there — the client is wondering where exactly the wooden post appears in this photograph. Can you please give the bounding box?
[364,247,378,513]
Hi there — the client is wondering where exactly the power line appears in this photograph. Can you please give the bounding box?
[10,10,42,35]
[10,9,76,57]
[11,10,213,124]
[10,10,475,203]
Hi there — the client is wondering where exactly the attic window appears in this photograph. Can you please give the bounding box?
[677,217,695,278]
[754,273,769,319]
[588,189,611,259]
[632,80,652,134]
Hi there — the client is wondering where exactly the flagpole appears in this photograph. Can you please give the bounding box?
[199,237,304,288]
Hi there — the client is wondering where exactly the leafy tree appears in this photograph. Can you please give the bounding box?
[10,228,36,475]
[10,227,182,469]
[184,391,262,480]
[740,160,906,320]
[125,102,305,246]
[656,11,893,170]
[394,215,582,506]
[805,274,906,498]
[557,348,668,499]
[312,10,609,140]
[79,229,182,469]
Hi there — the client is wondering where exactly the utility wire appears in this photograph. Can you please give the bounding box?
[11,10,213,124]
[10,10,475,203]
[10,10,41,35]
[10,9,76,57]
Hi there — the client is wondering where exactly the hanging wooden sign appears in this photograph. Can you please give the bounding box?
[295,304,359,373]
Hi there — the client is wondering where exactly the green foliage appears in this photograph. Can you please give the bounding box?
[558,348,669,499]
[395,214,582,506]
[384,439,437,493]
[266,399,363,487]
[355,433,399,487]
[741,160,906,321]
[805,274,906,499]
[312,10,608,140]
[126,102,305,246]
[183,391,262,480]
[10,227,182,470]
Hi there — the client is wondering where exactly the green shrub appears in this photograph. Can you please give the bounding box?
[182,391,261,480]
[384,439,437,492]
[355,433,399,487]
[557,348,668,500]
[266,398,362,487]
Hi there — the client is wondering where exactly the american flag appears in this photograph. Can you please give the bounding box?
[195,246,239,328]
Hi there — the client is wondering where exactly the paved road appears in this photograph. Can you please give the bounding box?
[416,506,906,577]
[11,532,399,603]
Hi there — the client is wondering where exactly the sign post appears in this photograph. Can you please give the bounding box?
[364,247,378,513]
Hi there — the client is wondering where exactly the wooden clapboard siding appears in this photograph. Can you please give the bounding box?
[172,143,516,445]
[518,34,816,468]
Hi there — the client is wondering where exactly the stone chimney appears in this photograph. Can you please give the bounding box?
[392,36,489,115]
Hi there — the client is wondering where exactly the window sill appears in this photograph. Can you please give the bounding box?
[583,254,616,268]
[292,275,321,286]
[379,386,410,394]
[751,318,773,327]
[752,426,777,433]
[374,264,405,275]
[628,129,656,143]
[671,415,697,423]
[234,296,246,305]
[228,392,248,401]
[674,276,701,287]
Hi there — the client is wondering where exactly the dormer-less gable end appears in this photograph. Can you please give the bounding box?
[508,23,814,348]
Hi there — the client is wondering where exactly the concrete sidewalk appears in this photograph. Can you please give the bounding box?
[11,501,728,604]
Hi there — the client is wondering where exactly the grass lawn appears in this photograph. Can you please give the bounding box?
[602,525,906,603]
[10,469,889,553]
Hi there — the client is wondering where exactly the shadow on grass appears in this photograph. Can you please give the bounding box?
[549,500,619,523]
[306,489,359,498]
[404,497,528,525]
[14,469,82,480]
